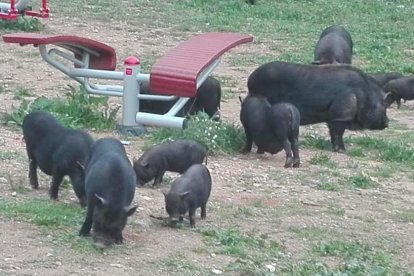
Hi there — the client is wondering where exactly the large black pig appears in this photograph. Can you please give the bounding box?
[313,25,353,65]
[163,164,212,228]
[133,139,207,187]
[22,111,94,206]
[139,76,221,120]
[79,138,137,248]
[383,76,414,108]
[240,94,300,168]
[247,61,389,152]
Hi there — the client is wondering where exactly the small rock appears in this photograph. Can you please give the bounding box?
[210,253,216,258]
[11,192,17,197]
[110,264,123,268]
[55,261,62,266]
[211,269,222,275]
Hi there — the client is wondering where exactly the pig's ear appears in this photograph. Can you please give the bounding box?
[94,194,107,207]
[384,92,395,107]
[162,191,167,197]
[124,205,137,216]
[179,191,190,199]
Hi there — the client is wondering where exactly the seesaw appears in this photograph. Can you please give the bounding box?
[0,0,49,20]
[2,32,253,135]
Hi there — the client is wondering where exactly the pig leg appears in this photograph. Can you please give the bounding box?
[153,171,165,187]
[114,232,123,244]
[256,147,265,154]
[290,136,300,168]
[189,208,196,228]
[79,204,94,236]
[49,172,64,200]
[29,159,39,189]
[282,140,294,168]
[327,121,346,153]
[396,97,401,108]
[69,172,87,207]
[241,130,253,153]
[201,204,207,220]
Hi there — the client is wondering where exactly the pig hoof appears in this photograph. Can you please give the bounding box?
[293,162,300,168]
[30,182,39,189]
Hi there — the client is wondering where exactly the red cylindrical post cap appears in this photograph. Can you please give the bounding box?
[124,56,140,65]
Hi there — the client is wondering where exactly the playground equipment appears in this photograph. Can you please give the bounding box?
[2,32,253,135]
[0,0,49,20]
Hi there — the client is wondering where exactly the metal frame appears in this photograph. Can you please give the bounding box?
[0,0,49,20]
[35,43,222,130]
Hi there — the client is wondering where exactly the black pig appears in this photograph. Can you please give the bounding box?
[79,138,137,248]
[313,25,353,65]
[163,164,212,227]
[247,61,389,152]
[22,111,93,206]
[383,76,414,108]
[240,95,301,168]
[133,139,207,187]
[139,76,221,120]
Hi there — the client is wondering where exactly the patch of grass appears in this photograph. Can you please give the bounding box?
[198,227,283,262]
[158,253,209,275]
[397,210,414,224]
[326,204,346,217]
[0,151,21,160]
[312,240,394,274]
[317,181,339,192]
[0,16,44,31]
[0,199,81,227]
[0,198,104,252]
[373,165,395,178]
[347,147,365,157]
[146,112,245,154]
[13,88,32,100]
[289,226,338,241]
[347,174,377,189]
[302,135,331,151]
[347,136,414,167]
[4,85,120,131]
[309,153,336,168]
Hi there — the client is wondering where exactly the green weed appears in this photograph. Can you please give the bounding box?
[0,16,44,31]
[198,227,283,263]
[309,153,336,168]
[302,135,331,151]
[146,112,245,154]
[158,254,208,275]
[347,174,377,189]
[4,85,120,131]
[312,240,394,274]
[0,199,81,227]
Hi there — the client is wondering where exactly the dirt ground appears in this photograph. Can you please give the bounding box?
[1,14,414,276]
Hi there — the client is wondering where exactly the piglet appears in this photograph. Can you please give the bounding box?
[163,164,212,227]
[133,139,207,187]
[22,111,94,207]
[79,138,137,248]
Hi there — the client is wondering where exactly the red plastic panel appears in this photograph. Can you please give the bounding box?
[2,33,117,71]
[150,32,253,97]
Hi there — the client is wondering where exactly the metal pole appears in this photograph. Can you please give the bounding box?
[117,56,146,136]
